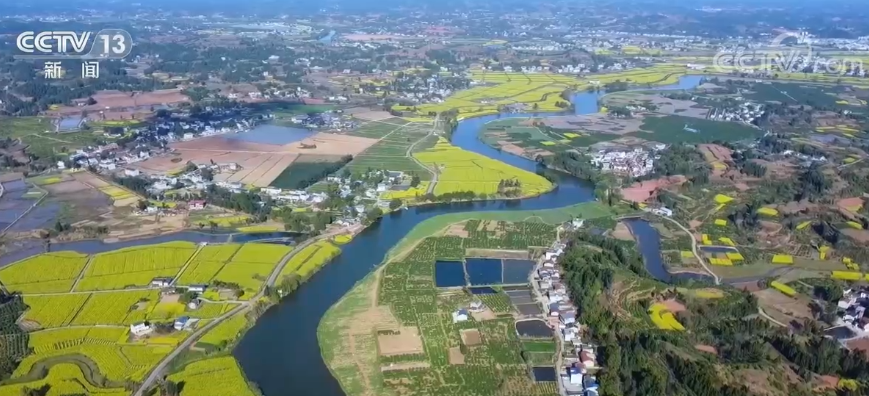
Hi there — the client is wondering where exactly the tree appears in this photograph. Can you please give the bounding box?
[159,380,180,396]
[200,168,214,181]
[410,175,421,187]
[137,199,149,211]
[389,198,403,210]
[364,207,384,224]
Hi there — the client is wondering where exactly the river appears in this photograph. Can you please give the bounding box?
[232,75,705,396]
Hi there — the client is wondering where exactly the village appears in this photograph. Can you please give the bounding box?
[538,234,601,396]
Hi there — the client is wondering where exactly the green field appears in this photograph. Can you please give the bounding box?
[388,201,616,259]
[342,121,434,180]
[319,220,565,396]
[0,117,110,161]
[481,118,619,152]
[633,115,764,143]
[345,118,411,139]
[742,82,853,109]
[269,156,347,189]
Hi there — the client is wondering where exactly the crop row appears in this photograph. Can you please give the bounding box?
[22,294,91,328]
[412,138,552,197]
[13,343,170,382]
[198,314,248,348]
[0,251,88,293]
[0,363,128,396]
[231,243,292,264]
[86,241,197,277]
[167,356,258,396]
[70,290,159,325]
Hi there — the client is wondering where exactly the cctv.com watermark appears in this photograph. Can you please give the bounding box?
[711,32,864,75]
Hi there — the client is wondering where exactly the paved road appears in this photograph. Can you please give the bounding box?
[134,232,342,395]
[405,114,440,195]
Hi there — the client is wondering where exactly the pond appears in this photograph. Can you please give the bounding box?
[465,258,503,285]
[230,75,705,396]
[623,218,714,283]
[515,319,553,338]
[469,287,497,295]
[57,116,84,131]
[503,259,535,284]
[532,367,558,382]
[434,261,466,287]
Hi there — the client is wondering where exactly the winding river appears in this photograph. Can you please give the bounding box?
[231,75,705,396]
[0,75,704,395]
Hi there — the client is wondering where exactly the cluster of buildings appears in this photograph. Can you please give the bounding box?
[536,242,600,396]
[835,287,869,333]
[590,147,658,177]
[707,102,765,124]
[285,111,357,130]
[129,273,216,337]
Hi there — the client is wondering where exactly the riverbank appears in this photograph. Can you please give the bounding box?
[226,75,706,396]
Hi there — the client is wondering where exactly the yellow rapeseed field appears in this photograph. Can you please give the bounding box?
[413,138,552,197]
[167,356,258,396]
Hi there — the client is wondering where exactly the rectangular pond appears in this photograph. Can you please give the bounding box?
[227,124,315,145]
[532,367,557,382]
[465,258,503,285]
[502,259,535,283]
[469,287,497,295]
[434,260,466,287]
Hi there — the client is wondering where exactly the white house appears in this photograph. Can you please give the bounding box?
[150,277,172,288]
[568,366,583,384]
[188,200,206,210]
[174,316,190,331]
[125,169,141,177]
[187,284,207,293]
[57,161,66,170]
[130,322,153,336]
[652,207,674,217]
[452,309,469,323]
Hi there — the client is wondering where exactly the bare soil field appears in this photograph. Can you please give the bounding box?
[699,144,733,162]
[661,298,687,313]
[621,175,687,203]
[496,140,526,156]
[448,347,465,365]
[43,180,91,194]
[837,197,864,212]
[138,132,375,186]
[845,338,869,358]
[753,289,812,322]
[460,329,482,346]
[71,171,109,188]
[470,308,497,321]
[377,326,424,356]
[612,222,634,241]
[443,223,469,238]
[344,107,394,121]
[51,89,188,115]
[842,229,869,243]
[732,281,762,292]
[464,249,528,259]
[694,344,717,354]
